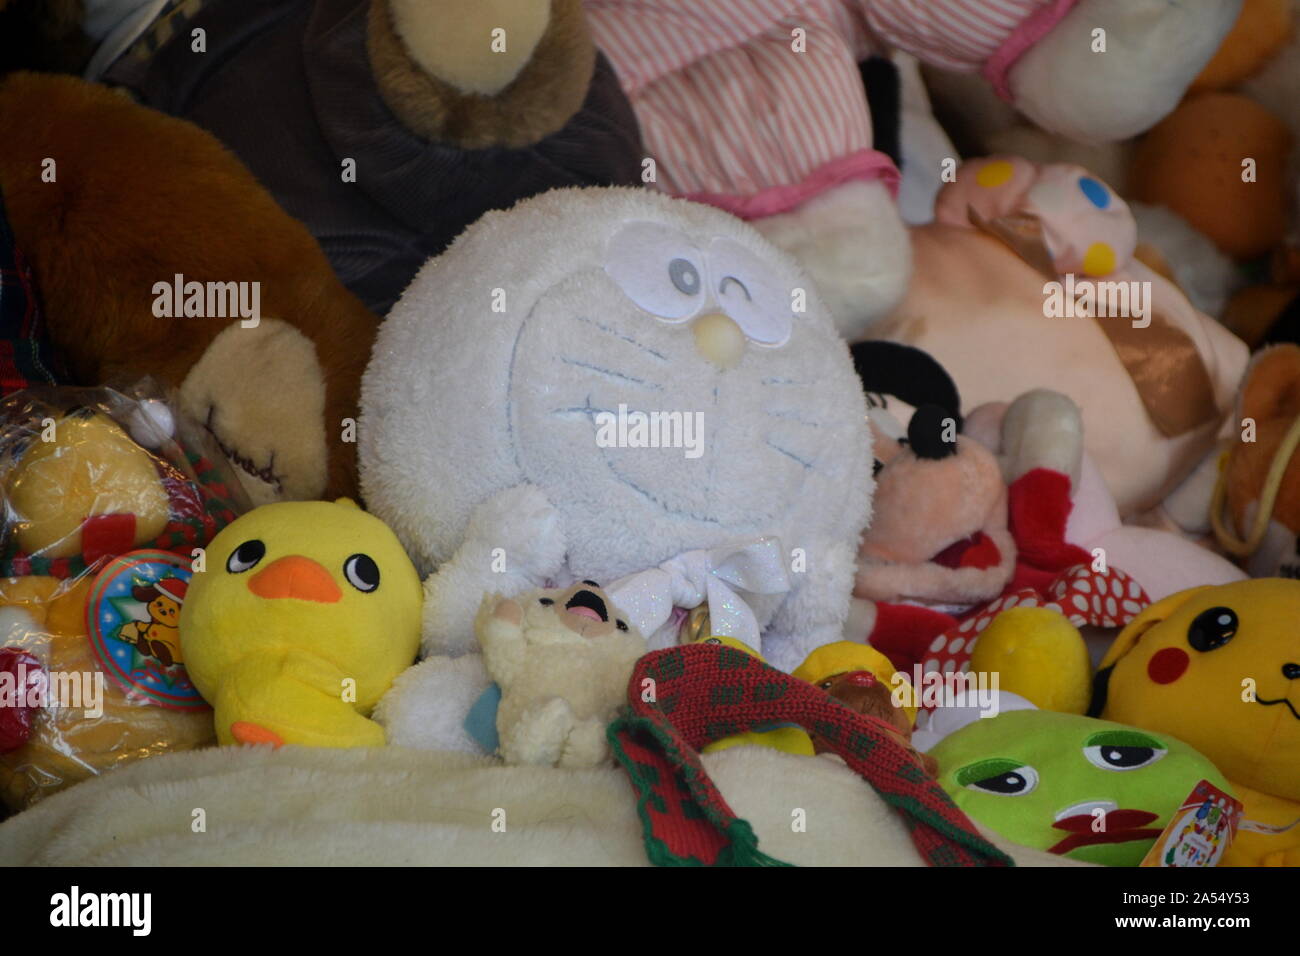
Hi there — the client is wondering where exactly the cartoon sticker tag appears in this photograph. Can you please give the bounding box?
[86,549,208,711]
[1140,779,1242,867]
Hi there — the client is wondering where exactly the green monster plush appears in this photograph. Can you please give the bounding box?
[930,709,1230,866]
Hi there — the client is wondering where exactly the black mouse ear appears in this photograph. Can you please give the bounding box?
[908,404,958,460]
[860,56,901,170]
[851,342,963,430]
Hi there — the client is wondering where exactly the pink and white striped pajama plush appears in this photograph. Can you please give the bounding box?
[585,0,1079,219]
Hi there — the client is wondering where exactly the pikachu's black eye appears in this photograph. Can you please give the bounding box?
[1187,607,1237,652]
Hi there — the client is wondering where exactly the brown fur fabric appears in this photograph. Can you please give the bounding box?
[1227,344,1300,535]
[0,0,92,74]
[367,0,595,149]
[0,72,379,501]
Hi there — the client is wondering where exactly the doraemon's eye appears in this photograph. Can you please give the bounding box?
[669,258,701,296]
[707,237,793,346]
[1188,607,1237,652]
[956,758,1038,796]
[343,554,380,593]
[227,540,266,573]
[1083,730,1166,771]
[604,221,705,321]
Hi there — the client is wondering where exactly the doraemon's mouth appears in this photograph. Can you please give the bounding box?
[565,589,608,623]
[1256,696,1300,721]
[1048,809,1161,855]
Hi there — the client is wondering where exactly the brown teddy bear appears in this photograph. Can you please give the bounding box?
[1215,343,1300,576]
[0,72,379,505]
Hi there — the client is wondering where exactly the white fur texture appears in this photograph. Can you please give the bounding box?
[1011,0,1242,143]
[361,187,873,675]
[0,743,1084,866]
[373,653,491,753]
[1130,202,1240,320]
[751,180,912,340]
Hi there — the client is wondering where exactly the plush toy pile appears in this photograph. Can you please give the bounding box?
[0,0,1296,870]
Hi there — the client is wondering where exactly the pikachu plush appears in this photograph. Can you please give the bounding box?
[1091,579,1300,866]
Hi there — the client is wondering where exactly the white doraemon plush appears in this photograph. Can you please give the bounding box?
[361,187,872,713]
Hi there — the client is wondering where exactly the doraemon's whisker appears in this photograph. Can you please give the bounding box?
[765,438,814,470]
[560,358,665,391]
[550,405,619,418]
[762,377,814,386]
[574,315,670,362]
[764,408,821,427]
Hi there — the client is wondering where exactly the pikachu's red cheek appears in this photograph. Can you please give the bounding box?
[1148,647,1190,684]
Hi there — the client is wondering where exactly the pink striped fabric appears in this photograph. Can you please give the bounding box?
[863,0,1054,72]
[586,0,894,210]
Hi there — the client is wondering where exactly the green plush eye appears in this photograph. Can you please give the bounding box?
[955,758,1038,796]
[1083,730,1167,771]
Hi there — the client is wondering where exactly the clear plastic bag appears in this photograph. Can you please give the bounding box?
[0,381,249,810]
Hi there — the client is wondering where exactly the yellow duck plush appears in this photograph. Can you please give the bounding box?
[180,499,422,748]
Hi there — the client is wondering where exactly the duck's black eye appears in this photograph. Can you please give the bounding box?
[227,540,266,573]
[1188,607,1237,652]
[539,598,554,606]
[616,619,628,631]
[343,554,380,593]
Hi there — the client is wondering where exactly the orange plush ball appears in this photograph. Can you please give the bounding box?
[1190,0,1293,92]
[1131,93,1291,261]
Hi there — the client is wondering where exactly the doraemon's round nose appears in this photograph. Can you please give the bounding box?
[1283,662,1300,680]
[693,312,745,369]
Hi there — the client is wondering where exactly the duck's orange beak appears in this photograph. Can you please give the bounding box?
[230,721,285,748]
[248,555,341,603]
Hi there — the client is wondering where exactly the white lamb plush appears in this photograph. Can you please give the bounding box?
[362,187,872,749]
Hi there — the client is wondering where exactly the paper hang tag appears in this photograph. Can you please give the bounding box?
[1140,779,1242,867]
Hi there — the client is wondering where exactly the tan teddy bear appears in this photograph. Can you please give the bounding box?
[476,583,646,769]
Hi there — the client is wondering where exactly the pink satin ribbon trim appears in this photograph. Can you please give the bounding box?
[681,149,901,221]
[982,0,1082,101]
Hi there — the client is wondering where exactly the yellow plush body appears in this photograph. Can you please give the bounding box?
[1092,580,1300,866]
[970,607,1093,715]
[6,412,170,558]
[179,500,421,749]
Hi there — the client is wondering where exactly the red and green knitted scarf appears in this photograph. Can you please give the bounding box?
[608,643,1014,868]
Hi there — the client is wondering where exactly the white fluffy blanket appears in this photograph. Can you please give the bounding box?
[1,745,1083,866]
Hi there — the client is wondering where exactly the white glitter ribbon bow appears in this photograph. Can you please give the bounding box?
[607,537,791,653]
